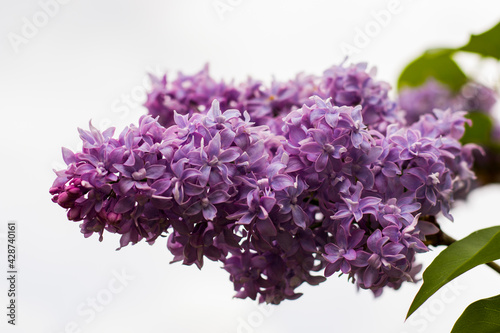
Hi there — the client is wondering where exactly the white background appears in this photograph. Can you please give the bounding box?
[1,1,500,332]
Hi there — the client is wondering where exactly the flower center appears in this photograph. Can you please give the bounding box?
[324,144,335,154]
[96,162,107,176]
[409,142,422,154]
[209,156,219,167]
[428,172,440,185]
[257,178,269,189]
[384,204,401,215]
[132,168,147,180]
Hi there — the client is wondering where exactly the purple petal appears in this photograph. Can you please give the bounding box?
[324,262,340,277]
[401,202,420,213]
[218,148,240,163]
[323,252,341,264]
[146,165,166,179]
[332,209,352,220]
[256,218,277,237]
[325,111,339,128]
[367,230,382,253]
[363,266,380,288]
[114,196,135,213]
[78,127,94,144]
[309,129,327,146]
[151,179,171,195]
[315,152,328,172]
[348,228,365,248]
[271,174,294,191]
[407,130,418,144]
[340,260,351,274]
[113,164,130,176]
[183,183,204,196]
[390,135,408,147]
[135,181,150,190]
[343,249,357,261]
[199,165,211,186]
[202,204,217,221]
[324,243,341,256]
[353,209,363,222]
[119,178,134,194]
[289,126,307,144]
[208,190,231,204]
[291,205,308,229]
[360,197,382,209]
[260,196,276,214]
[300,142,322,154]
[185,202,202,216]
[351,132,363,148]
[382,162,400,177]
[400,174,422,191]
[237,212,255,225]
[418,220,440,235]
[61,147,76,165]
[220,128,236,148]
[351,105,363,123]
[382,242,404,256]
[407,167,428,180]
[354,167,375,189]
[207,133,221,158]
[426,187,437,206]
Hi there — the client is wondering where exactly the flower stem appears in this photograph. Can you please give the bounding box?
[486,261,500,274]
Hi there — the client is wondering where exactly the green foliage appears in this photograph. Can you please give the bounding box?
[461,112,494,146]
[397,49,467,92]
[398,21,500,92]
[451,294,500,333]
[460,22,500,60]
[407,226,500,319]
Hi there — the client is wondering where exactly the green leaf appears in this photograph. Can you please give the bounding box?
[451,294,500,333]
[460,22,500,60]
[461,112,494,146]
[398,49,467,92]
[407,226,500,319]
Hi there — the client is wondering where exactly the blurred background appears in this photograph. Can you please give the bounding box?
[1,0,500,332]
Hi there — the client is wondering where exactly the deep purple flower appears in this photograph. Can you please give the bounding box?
[332,182,381,223]
[323,227,365,275]
[361,229,406,288]
[277,177,309,229]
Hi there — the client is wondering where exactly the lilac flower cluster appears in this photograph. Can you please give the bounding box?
[145,63,403,135]
[399,79,497,124]
[278,97,478,294]
[399,79,499,186]
[51,63,479,304]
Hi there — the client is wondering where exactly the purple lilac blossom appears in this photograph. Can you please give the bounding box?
[51,64,478,303]
[399,79,497,125]
[144,62,403,135]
